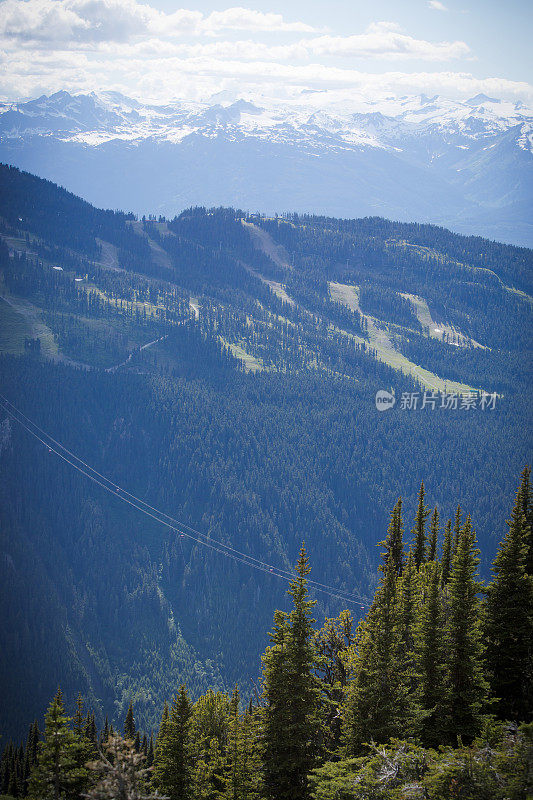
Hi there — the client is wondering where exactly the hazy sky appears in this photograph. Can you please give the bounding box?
[0,0,531,103]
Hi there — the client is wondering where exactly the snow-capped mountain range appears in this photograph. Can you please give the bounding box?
[1,90,531,246]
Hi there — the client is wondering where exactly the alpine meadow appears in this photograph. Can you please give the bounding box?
[0,1,532,799]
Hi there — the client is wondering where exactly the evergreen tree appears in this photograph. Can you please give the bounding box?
[379,498,405,577]
[224,687,262,800]
[519,466,533,575]
[146,736,154,769]
[444,517,488,742]
[73,694,85,739]
[85,714,98,756]
[396,551,419,692]
[314,610,354,756]
[427,506,439,562]
[412,482,430,568]
[154,702,169,767]
[416,559,447,747]
[192,737,225,800]
[125,703,136,741]
[152,685,193,800]
[441,519,453,586]
[452,505,462,558]
[101,717,109,748]
[262,545,321,800]
[27,690,87,800]
[23,721,40,795]
[344,550,417,752]
[484,482,533,721]
[225,688,242,800]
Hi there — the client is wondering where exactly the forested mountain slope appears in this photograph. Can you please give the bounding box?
[0,164,531,739]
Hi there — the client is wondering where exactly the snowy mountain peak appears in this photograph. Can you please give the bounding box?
[1,90,531,150]
[465,93,500,107]
[0,89,531,246]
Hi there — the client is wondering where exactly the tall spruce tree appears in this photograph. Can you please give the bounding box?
[427,506,439,562]
[441,519,453,586]
[262,545,321,800]
[452,506,462,558]
[23,720,40,795]
[154,702,169,767]
[416,559,447,747]
[445,517,488,743]
[397,551,419,693]
[484,481,533,721]
[412,482,430,568]
[125,703,136,741]
[519,466,533,575]
[344,548,417,752]
[379,498,405,577]
[146,736,154,769]
[152,685,193,800]
[101,717,109,748]
[27,690,88,800]
[314,610,354,756]
[224,687,262,800]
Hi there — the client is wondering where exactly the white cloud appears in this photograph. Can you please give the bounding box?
[0,0,316,44]
[302,22,470,61]
[104,25,469,64]
[0,0,530,107]
[1,43,531,106]
[200,7,316,34]
[428,1,448,10]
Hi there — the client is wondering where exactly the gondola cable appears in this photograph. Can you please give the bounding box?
[0,395,370,609]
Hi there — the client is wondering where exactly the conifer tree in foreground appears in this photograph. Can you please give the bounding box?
[153,702,169,770]
[314,610,354,756]
[27,689,87,800]
[224,687,262,800]
[152,686,192,800]
[412,482,430,568]
[452,505,462,558]
[345,529,417,752]
[416,559,447,747]
[444,517,488,743]
[519,466,533,575]
[262,545,321,800]
[427,506,439,562]
[484,480,533,721]
[396,551,419,694]
[379,497,404,577]
[440,519,453,586]
[125,703,136,742]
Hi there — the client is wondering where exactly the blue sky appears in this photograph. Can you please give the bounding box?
[150,0,532,82]
[0,0,530,102]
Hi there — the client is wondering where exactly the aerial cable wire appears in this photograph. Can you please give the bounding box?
[0,394,370,608]
[0,393,370,604]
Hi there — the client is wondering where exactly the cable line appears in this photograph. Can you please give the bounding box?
[0,394,370,609]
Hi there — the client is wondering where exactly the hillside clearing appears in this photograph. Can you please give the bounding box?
[329,282,476,394]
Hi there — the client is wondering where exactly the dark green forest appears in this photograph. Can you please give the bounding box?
[0,165,532,771]
[1,471,532,799]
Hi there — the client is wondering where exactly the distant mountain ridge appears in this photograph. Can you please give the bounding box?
[0,89,531,247]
